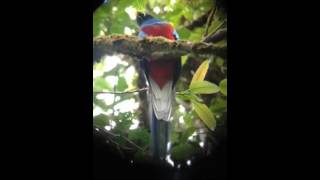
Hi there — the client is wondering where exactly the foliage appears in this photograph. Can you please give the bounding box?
[93,0,227,166]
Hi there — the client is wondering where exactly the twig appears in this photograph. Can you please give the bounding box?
[100,129,134,151]
[204,5,217,37]
[202,19,227,43]
[112,70,117,118]
[120,135,145,152]
[93,87,148,94]
[96,126,146,152]
[184,9,213,30]
[203,28,227,43]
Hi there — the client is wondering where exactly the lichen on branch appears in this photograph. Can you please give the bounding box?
[93,35,226,63]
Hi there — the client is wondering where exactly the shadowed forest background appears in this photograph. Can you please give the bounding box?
[93,0,227,179]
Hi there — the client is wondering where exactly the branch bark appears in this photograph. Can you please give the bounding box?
[93,35,227,63]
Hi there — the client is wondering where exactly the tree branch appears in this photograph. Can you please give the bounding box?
[94,126,146,152]
[93,87,148,94]
[204,4,217,37]
[184,9,212,30]
[203,27,227,43]
[93,35,227,63]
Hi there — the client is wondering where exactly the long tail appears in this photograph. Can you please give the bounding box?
[139,59,178,160]
[150,110,170,160]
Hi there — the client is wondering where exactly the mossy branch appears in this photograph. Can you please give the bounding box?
[93,35,227,63]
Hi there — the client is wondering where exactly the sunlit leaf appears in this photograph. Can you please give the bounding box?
[93,97,109,111]
[188,27,205,42]
[93,77,112,91]
[184,111,195,128]
[208,19,224,36]
[189,80,220,94]
[117,76,128,91]
[93,62,104,71]
[93,2,115,37]
[220,79,227,96]
[132,0,147,12]
[191,100,216,131]
[181,55,188,66]
[190,59,210,85]
[216,39,227,46]
[177,28,192,39]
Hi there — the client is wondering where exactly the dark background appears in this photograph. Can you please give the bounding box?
[94,127,226,180]
[0,0,317,179]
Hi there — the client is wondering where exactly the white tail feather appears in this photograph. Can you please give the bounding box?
[149,78,173,121]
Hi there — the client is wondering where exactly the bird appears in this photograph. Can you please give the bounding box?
[136,12,181,160]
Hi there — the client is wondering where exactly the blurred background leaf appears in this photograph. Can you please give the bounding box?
[220,78,227,96]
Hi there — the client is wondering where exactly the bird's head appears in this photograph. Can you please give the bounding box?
[136,12,156,26]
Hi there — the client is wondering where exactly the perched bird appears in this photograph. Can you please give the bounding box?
[136,12,181,160]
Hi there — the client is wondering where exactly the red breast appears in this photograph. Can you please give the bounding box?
[141,23,175,40]
[142,23,176,89]
[148,59,174,89]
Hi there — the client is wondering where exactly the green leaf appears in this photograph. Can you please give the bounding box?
[93,77,112,91]
[220,79,227,96]
[113,135,128,146]
[189,80,220,94]
[184,111,195,128]
[128,128,150,147]
[188,27,205,42]
[93,4,110,37]
[171,131,180,144]
[181,127,196,143]
[191,100,216,131]
[117,76,128,91]
[176,92,203,103]
[134,150,147,162]
[93,61,104,71]
[190,60,210,85]
[93,114,109,128]
[132,0,147,12]
[208,19,223,37]
[93,97,109,111]
[113,112,133,134]
[181,55,188,66]
[216,56,224,67]
[210,96,227,114]
[171,143,196,162]
[177,28,192,40]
